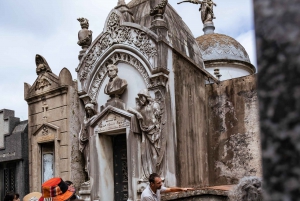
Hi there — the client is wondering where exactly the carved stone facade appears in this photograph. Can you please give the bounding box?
[24,55,85,192]
[22,1,261,201]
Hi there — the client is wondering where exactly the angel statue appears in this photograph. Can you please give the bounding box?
[178,0,217,24]
[128,89,167,179]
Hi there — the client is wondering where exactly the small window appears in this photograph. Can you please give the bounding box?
[41,142,54,183]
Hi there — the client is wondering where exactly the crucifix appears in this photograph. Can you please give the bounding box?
[42,101,49,122]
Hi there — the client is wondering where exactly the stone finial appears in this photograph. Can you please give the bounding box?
[78,17,89,29]
[150,0,168,16]
[150,0,169,35]
[35,54,52,75]
[77,17,93,60]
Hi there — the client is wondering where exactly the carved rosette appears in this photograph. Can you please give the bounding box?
[78,12,158,82]
[88,52,152,101]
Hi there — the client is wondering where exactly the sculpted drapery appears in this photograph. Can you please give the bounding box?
[79,103,97,178]
[128,89,166,179]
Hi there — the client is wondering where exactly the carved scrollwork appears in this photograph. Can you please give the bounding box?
[35,77,52,91]
[89,52,152,101]
[133,30,157,59]
[78,12,157,82]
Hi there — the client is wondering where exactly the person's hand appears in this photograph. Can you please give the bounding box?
[182,188,194,191]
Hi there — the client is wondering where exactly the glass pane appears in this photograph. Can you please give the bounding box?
[43,153,54,182]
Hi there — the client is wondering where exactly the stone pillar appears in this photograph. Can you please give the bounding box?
[254,0,300,200]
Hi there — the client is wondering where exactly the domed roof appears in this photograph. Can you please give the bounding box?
[196,33,251,63]
[127,0,204,67]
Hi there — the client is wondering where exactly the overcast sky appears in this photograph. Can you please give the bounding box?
[0,0,256,120]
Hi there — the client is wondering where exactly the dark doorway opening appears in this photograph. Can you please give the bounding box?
[113,134,128,201]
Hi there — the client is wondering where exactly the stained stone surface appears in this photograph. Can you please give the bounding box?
[253,0,300,200]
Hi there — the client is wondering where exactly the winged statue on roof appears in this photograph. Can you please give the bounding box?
[178,0,217,24]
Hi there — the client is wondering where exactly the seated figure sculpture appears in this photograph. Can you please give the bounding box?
[104,64,127,98]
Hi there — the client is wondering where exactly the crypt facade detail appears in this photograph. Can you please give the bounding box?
[75,5,214,200]
[24,0,261,201]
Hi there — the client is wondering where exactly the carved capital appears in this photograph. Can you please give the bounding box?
[149,73,169,89]
[79,93,93,105]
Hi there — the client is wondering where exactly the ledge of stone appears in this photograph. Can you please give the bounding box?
[161,185,234,201]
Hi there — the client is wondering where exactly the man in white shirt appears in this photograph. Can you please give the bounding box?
[141,173,194,201]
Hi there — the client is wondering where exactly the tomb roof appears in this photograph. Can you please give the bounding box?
[127,0,204,67]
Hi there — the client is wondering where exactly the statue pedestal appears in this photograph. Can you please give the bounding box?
[203,22,215,35]
[150,14,168,36]
[102,97,125,111]
[79,181,91,201]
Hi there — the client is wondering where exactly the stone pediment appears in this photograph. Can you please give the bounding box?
[25,55,74,101]
[32,123,60,143]
[28,72,60,97]
[91,106,133,135]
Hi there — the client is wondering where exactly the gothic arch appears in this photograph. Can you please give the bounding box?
[87,49,153,101]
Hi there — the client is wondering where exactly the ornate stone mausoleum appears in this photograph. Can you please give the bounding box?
[24,0,261,200]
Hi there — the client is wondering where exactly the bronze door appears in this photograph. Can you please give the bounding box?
[113,134,128,201]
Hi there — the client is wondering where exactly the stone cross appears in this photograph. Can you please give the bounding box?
[42,101,49,122]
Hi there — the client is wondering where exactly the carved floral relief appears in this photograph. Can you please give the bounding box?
[78,12,157,82]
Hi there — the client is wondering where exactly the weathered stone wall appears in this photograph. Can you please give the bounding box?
[173,52,208,187]
[206,74,262,186]
[68,81,86,190]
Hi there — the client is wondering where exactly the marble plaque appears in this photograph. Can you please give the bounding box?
[98,112,129,133]
[37,134,55,143]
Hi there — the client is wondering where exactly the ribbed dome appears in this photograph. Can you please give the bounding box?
[196,33,251,63]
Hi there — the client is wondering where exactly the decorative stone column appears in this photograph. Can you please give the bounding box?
[150,0,168,37]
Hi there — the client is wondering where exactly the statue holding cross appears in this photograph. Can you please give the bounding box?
[178,0,217,24]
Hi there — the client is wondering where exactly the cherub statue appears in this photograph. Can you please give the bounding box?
[178,0,217,24]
